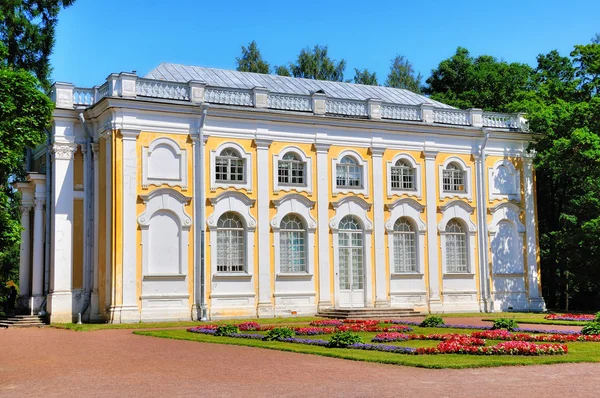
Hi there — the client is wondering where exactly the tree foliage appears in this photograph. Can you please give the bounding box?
[0,0,75,90]
[353,68,378,86]
[235,40,270,74]
[424,47,535,111]
[385,55,422,93]
[288,45,346,82]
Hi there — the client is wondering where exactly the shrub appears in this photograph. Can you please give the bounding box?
[581,322,600,335]
[264,327,295,341]
[214,324,240,336]
[420,315,445,327]
[595,312,600,323]
[328,331,363,348]
[492,318,519,331]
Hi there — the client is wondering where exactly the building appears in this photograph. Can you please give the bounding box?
[15,64,546,323]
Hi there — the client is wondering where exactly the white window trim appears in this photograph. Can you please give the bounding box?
[439,156,473,201]
[271,193,317,277]
[206,191,256,276]
[142,137,188,189]
[330,197,373,307]
[273,146,313,194]
[488,159,521,202]
[438,200,477,275]
[488,202,526,276]
[210,142,252,192]
[138,188,192,277]
[332,150,369,197]
[385,198,426,275]
[386,153,422,199]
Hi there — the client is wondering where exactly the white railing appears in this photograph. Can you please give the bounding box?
[73,88,95,106]
[326,99,368,117]
[97,82,109,102]
[433,109,470,125]
[482,112,519,129]
[136,78,190,100]
[381,104,421,121]
[268,93,312,112]
[205,87,253,106]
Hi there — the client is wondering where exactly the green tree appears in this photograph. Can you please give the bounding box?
[288,45,346,82]
[385,55,422,93]
[0,0,70,312]
[0,0,76,90]
[353,68,378,85]
[273,65,291,77]
[424,47,535,111]
[235,40,270,74]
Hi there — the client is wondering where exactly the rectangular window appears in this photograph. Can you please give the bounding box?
[442,170,465,192]
[280,231,306,273]
[278,161,305,185]
[216,157,245,183]
[217,229,245,272]
[446,234,468,273]
[336,164,362,188]
[391,167,414,190]
[393,233,417,272]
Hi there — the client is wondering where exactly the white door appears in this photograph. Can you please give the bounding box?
[338,216,365,308]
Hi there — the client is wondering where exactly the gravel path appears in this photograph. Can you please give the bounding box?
[1,327,599,397]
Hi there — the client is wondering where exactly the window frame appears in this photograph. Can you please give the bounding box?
[273,146,313,194]
[215,212,246,273]
[392,217,417,273]
[210,142,253,192]
[279,214,308,273]
[331,150,369,197]
[215,149,246,184]
[444,219,469,273]
[438,157,472,201]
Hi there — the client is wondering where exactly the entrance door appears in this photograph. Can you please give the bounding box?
[338,216,365,308]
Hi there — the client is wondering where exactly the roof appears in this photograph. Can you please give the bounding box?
[145,63,454,109]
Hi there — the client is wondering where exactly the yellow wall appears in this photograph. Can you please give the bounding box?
[97,137,107,313]
[72,199,84,289]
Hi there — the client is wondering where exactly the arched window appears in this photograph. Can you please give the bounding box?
[442,162,466,193]
[445,219,468,273]
[278,152,306,186]
[393,217,416,273]
[336,156,362,188]
[279,214,307,273]
[215,148,245,183]
[391,159,415,190]
[216,212,245,272]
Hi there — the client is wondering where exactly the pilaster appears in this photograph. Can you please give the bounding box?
[315,142,332,310]
[474,151,491,312]
[91,143,100,320]
[424,148,443,312]
[523,153,546,311]
[48,142,78,323]
[370,146,389,307]
[119,129,141,322]
[15,182,34,306]
[255,137,274,317]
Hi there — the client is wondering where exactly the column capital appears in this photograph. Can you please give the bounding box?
[19,204,33,214]
[51,143,78,160]
[314,142,331,154]
[34,198,45,210]
[120,129,141,140]
[91,142,100,155]
[423,149,438,160]
[254,138,272,149]
[369,146,386,157]
[523,151,536,165]
[79,143,88,154]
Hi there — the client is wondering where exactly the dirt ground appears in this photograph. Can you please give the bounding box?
[1,327,599,398]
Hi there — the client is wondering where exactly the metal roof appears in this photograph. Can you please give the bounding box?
[145,63,454,109]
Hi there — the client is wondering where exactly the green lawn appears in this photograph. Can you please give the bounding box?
[134,325,600,369]
[481,313,589,326]
[51,316,321,332]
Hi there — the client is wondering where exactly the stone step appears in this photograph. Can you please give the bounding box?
[0,315,48,328]
[317,308,422,319]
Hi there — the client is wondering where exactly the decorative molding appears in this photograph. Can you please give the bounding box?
[51,143,78,160]
[326,99,368,117]
[330,196,373,231]
[268,93,312,112]
[137,78,190,100]
[331,149,370,197]
[488,202,525,234]
[206,191,257,230]
[385,198,426,232]
[437,200,477,233]
[273,146,313,194]
[33,198,45,210]
[209,141,253,192]
[386,152,422,199]
[142,137,188,189]
[439,156,473,201]
[137,188,192,230]
[433,109,470,126]
[381,104,421,121]
[488,159,521,202]
[205,87,253,106]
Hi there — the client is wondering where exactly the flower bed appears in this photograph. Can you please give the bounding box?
[545,314,596,322]
[371,333,410,342]
[341,319,380,326]
[187,326,567,356]
[293,327,336,335]
[471,330,600,343]
[417,340,567,355]
[310,320,344,327]
[238,322,275,332]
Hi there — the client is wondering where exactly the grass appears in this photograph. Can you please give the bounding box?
[50,316,321,332]
[481,313,589,327]
[134,325,600,369]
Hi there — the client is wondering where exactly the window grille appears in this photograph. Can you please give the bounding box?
[336,156,362,188]
[393,218,417,272]
[279,214,306,273]
[215,148,245,183]
[278,152,306,186]
[391,159,415,190]
[216,212,245,272]
[445,219,468,273]
[442,162,466,192]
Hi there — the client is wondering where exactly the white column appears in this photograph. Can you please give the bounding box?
[424,149,443,312]
[48,143,77,323]
[104,134,114,314]
[315,142,332,310]
[91,142,100,319]
[120,129,141,322]
[15,182,34,303]
[31,197,46,311]
[371,146,388,307]
[474,152,491,312]
[523,154,546,311]
[255,138,274,317]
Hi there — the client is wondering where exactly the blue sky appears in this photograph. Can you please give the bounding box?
[51,0,600,87]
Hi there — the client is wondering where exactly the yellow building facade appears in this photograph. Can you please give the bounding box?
[16,65,545,323]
